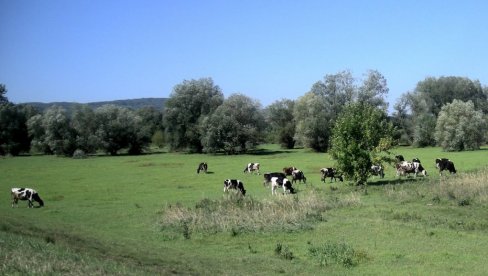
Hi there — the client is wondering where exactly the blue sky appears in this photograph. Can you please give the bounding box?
[1,0,487,111]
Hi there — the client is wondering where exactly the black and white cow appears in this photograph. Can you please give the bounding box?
[11,188,44,208]
[370,165,385,178]
[291,169,307,184]
[223,179,246,195]
[435,158,456,175]
[283,167,297,176]
[396,158,427,177]
[197,162,208,174]
[271,177,295,195]
[244,163,260,175]
[320,168,343,182]
[263,172,286,186]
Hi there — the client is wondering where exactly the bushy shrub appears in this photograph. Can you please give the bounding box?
[308,241,363,267]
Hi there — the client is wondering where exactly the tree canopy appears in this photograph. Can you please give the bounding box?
[163,78,224,153]
[434,100,486,151]
[200,94,264,154]
[330,102,394,185]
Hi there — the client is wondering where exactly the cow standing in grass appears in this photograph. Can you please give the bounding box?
[436,158,456,175]
[396,158,427,177]
[197,162,208,174]
[283,167,297,176]
[244,163,260,175]
[11,188,44,208]
[270,177,295,195]
[291,169,307,184]
[320,168,343,182]
[370,165,385,179]
[223,179,246,195]
[263,172,286,186]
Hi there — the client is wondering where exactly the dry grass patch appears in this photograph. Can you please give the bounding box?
[432,168,488,205]
[159,189,361,237]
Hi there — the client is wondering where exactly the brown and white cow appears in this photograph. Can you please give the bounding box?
[11,188,44,208]
[244,163,260,175]
[282,167,297,176]
[223,179,246,195]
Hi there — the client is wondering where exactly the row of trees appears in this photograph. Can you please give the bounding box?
[163,71,390,154]
[0,89,162,156]
[1,72,487,157]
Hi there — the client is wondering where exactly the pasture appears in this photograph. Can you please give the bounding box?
[1,145,488,275]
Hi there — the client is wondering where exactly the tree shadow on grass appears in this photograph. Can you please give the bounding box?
[367,177,427,186]
[246,148,293,156]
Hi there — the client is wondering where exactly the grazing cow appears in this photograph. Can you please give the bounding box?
[396,158,427,177]
[243,163,260,175]
[197,162,208,174]
[11,188,44,208]
[320,168,343,182]
[263,172,286,186]
[282,167,297,176]
[370,165,385,178]
[291,169,307,184]
[271,177,295,195]
[223,179,246,195]
[435,158,456,175]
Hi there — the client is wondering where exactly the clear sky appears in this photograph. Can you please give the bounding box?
[1,0,487,111]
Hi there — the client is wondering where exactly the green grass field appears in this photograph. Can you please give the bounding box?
[1,145,488,275]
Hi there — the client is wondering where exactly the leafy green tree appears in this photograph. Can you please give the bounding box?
[434,100,486,151]
[0,84,8,104]
[200,94,264,154]
[293,92,330,151]
[151,130,165,148]
[27,114,50,154]
[295,70,386,152]
[265,99,295,149]
[391,95,413,145]
[163,78,224,153]
[414,76,487,116]
[95,105,150,155]
[71,105,100,154]
[0,103,31,155]
[28,106,76,156]
[412,113,436,147]
[137,106,163,135]
[330,103,394,186]
[394,76,487,147]
[357,70,389,110]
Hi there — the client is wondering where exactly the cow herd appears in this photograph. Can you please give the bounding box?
[199,156,459,198]
[9,155,459,208]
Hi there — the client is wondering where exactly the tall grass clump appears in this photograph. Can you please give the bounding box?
[307,241,367,268]
[432,168,488,205]
[160,190,361,237]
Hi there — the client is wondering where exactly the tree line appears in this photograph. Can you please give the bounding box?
[1,71,487,157]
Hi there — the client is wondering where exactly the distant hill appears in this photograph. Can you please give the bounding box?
[21,98,168,113]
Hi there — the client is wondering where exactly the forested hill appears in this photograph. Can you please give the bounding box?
[21,98,168,112]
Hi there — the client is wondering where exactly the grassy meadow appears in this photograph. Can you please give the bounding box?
[1,145,488,275]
